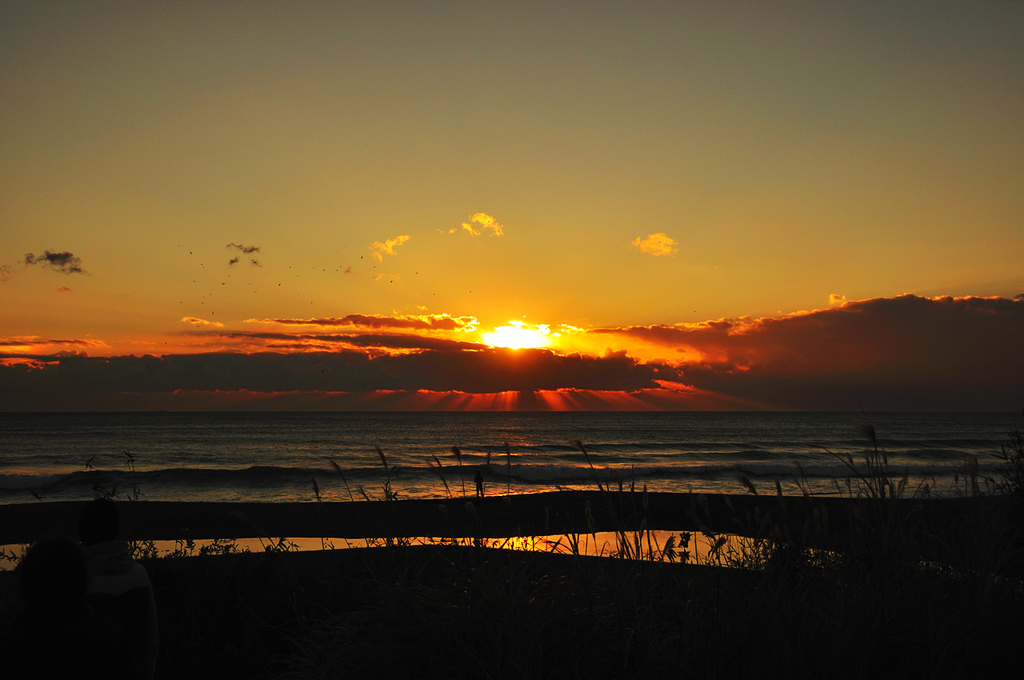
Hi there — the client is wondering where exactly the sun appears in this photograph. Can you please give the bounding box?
[481,322,551,350]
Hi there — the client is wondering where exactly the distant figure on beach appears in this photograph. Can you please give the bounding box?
[1,538,133,678]
[475,470,484,497]
[79,498,160,679]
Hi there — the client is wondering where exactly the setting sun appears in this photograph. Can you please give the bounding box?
[481,322,551,350]
[1,2,1022,415]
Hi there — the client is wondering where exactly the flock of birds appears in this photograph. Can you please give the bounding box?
[179,243,439,323]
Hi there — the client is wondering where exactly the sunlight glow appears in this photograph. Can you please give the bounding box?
[481,322,551,349]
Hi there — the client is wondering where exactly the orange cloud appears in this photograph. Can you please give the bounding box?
[370,235,410,261]
[0,357,57,370]
[3,296,1020,411]
[454,212,504,237]
[629,233,677,256]
[589,295,1024,410]
[180,317,225,328]
[0,336,107,354]
[245,313,478,332]
[182,330,486,356]
[829,294,848,306]
[56,286,72,293]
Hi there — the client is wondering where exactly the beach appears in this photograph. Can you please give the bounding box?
[2,489,1022,678]
[0,490,990,546]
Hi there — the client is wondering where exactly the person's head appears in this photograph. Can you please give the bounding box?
[79,497,119,546]
[18,538,89,608]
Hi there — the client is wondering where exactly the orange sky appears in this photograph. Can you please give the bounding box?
[1,3,1022,411]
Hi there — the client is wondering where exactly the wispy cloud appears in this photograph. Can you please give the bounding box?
[0,336,107,353]
[184,330,485,355]
[25,251,86,274]
[829,294,848,306]
[448,212,504,237]
[245,313,478,332]
[0,357,57,370]
[227,243,262,266]
[56,287,72,293]
[629,233,677,256]
[180,316,225,328]
[370,235,410,261]
[3,251,87,281]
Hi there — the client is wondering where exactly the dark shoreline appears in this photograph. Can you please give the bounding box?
[0,490,995,546]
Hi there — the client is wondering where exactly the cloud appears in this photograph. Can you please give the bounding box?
[0,337,107,353]
[188,330,485,354]
[21,251,86,274]
[0,357,57,370]
[370,235,410,261]
[453,213,504,237]
[180,317,225,328]
[227,243,262,266]
[0,345,685,411]
[56,287,71,293]
[2,251,85,281]
[4,295,1020,411]
[629,233,677,256]
[245,313,478,332]
[589,295,1024,410]
[829,294,847,306]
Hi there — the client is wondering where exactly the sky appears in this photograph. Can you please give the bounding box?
[1,1,1022,411]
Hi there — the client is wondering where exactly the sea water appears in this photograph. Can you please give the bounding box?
[1,412,1020,504]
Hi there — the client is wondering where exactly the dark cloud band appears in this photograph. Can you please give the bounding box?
[2,295,1020,411]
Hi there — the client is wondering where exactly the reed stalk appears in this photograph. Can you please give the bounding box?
[451,445,466,497]
[328,458,354,502]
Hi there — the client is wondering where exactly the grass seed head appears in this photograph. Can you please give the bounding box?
[737,472,758,495]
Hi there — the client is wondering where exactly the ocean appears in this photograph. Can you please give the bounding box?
[1,412,1020,505]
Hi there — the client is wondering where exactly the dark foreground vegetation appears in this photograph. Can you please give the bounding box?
[3,431,1024,679]
[136,530,1020,680]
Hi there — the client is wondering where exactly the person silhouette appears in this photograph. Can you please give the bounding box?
[1,538,136,678]
[79,498,160,679]
[475,470,485,498]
